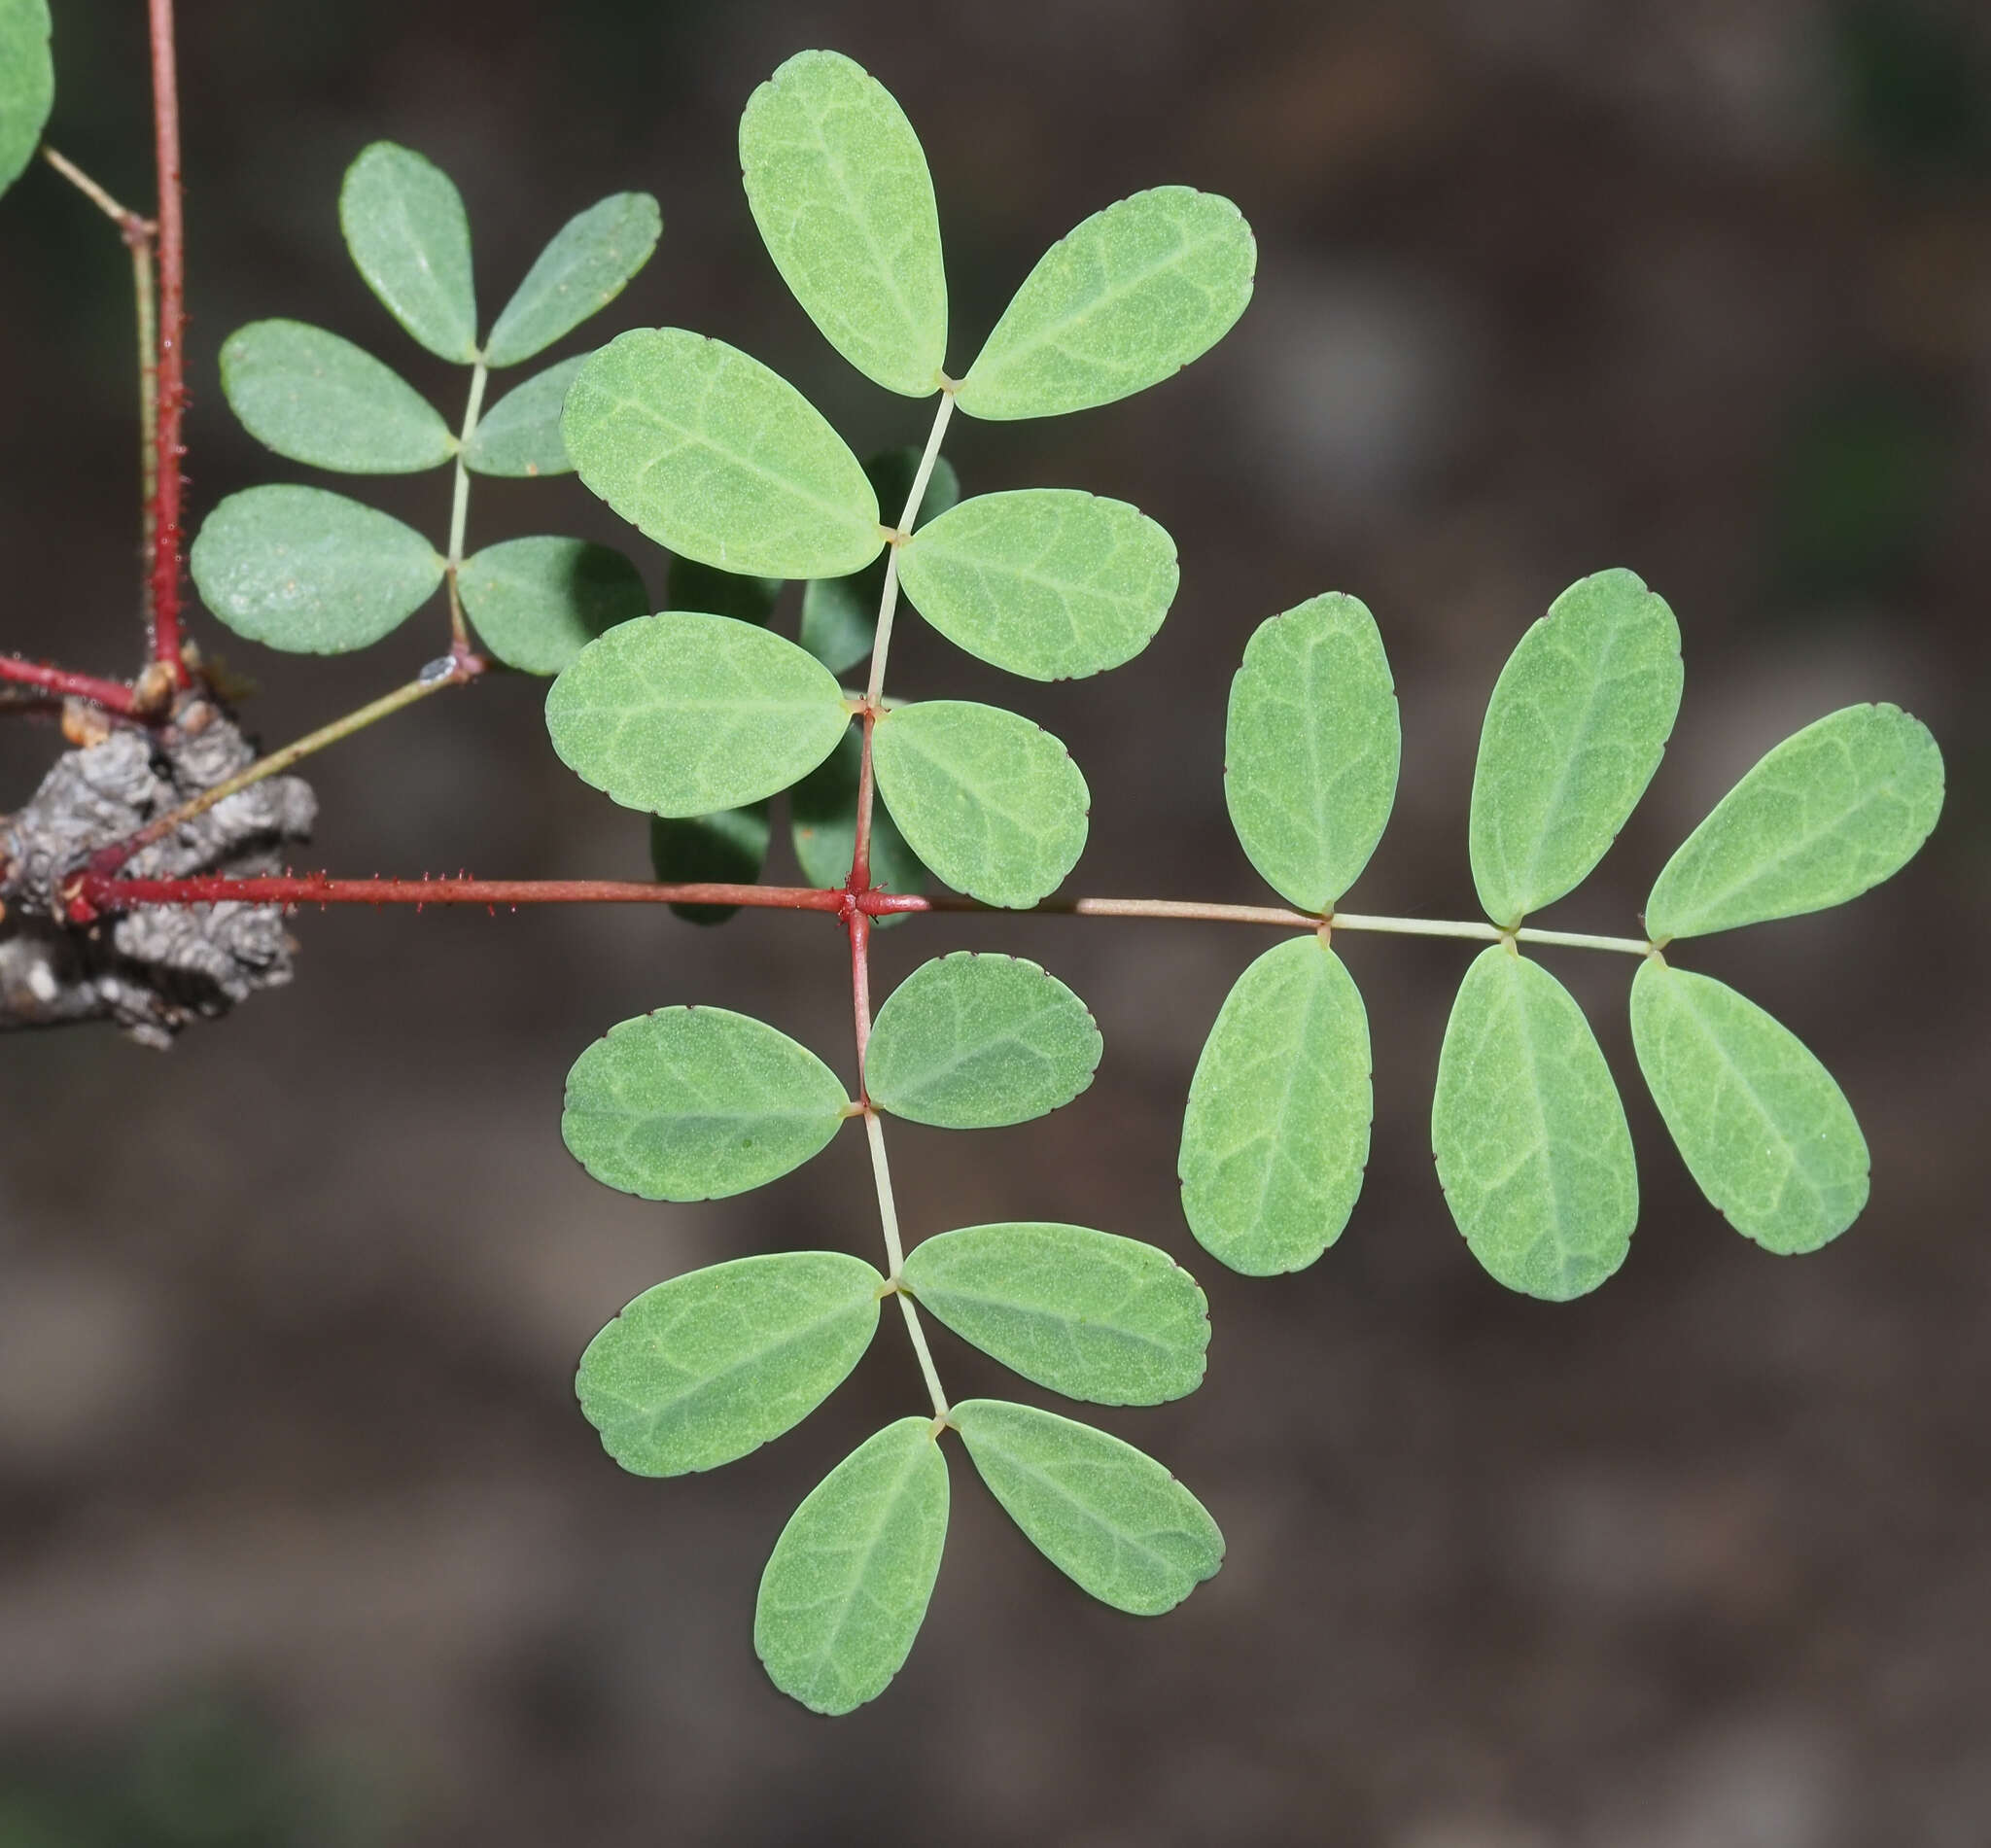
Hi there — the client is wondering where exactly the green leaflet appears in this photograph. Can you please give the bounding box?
[219,320,453,474]
[0,0,53,200]
[563,328,883,580]
[954,187,1255,421]
[463,356,584,477]
[1630,960,1868,1253]
[791,719,927,916]
[903,1223,1207,1406]
[1178,936,1371,1276]
[801,449,960,674]
[458,536,646,676]
[1645,704,1943,941]
[1224,594,1399,913]
[484,192,661,368]
[871,701,1089,909]
[561,1005,851,1201]
[338,141,477,363]
[189,485,441,654]
[1469,569,1683,926]
[665,555,781,628]
[740,51,947,398]
[895,490,1177,680]
[650,804,771,926]
[1431,946,1637,1301]
[576,1252,882,1477]
[755,1417,949,1715]
[865,952,1101,1129]
[952,1399,1223,1615]
[545,612,850,818]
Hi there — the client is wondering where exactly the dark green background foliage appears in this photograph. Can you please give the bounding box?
[1,0,1985,1840]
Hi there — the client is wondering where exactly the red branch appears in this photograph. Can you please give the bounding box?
[65,873,867,924]
[147,0,190,683]
[0,656,143,714]
[846,902,873,1097]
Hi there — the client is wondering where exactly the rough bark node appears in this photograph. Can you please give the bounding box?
[0,702,316,1046]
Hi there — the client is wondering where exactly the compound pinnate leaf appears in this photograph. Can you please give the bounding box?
[484,192,661,368]
[866,952,1101,1129]
[0,0,53,200]
[546,612,850,818]
[755,1417,949,1715]
[1469,569,1682,927]
[338,141,477,364]
[896,490,1177,681]
[562,1005,851,1201]
[190,485,440,655]
[903,1224,1207,1406]
[463,356,584,477]
[792,719,927,916]
[954,187,1255,422]
[1630,959,1868,1253]
[800,449,960,674]
[576,1252,882,1477]
[1644,704,1942,942]
[1224,594,1399,913]
[952,1399,1223,1615]
[564,328,883,579]
[219,320,453,474]
[649,804,771,926]
[666,555,781,628]
[871,701,1089,909]
[1431,947,1637,1301]
[1178,935,1371,1276]
[459,536,646,676]
[740,51,947,399]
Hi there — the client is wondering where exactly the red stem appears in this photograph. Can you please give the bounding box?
[147,0,190,684]
[847,903,873,1098]
[850,709,878,893]
[65,873,853,924]
[0,656,143,715]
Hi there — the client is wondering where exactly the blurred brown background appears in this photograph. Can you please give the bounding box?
[2,1,1988,1842]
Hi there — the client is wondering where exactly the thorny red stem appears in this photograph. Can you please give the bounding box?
[0,656,144,715]
[147,0,190,685]
[64,874,855,925]
[63,875,1331,930]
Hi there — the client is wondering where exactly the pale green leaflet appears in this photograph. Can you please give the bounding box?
[1432,947,1637,1301]
[1179,936,1372,1276]
[576,1252,882,1475]
[561,1006,851,1201]
[190,485,442,654]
